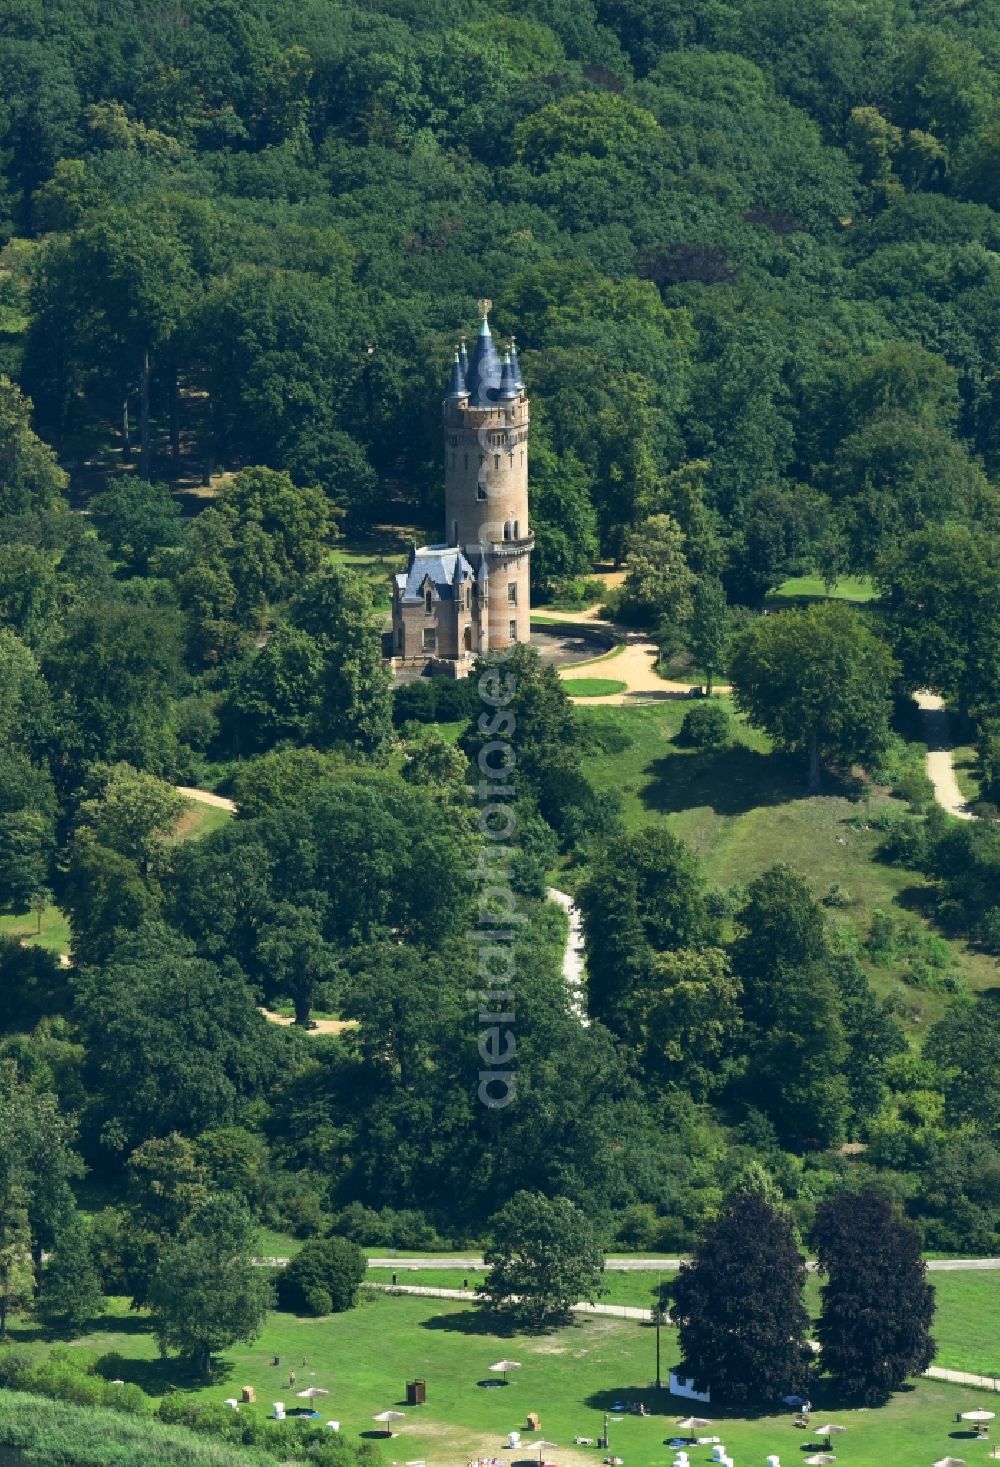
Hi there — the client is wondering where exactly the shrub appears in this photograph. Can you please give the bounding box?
[0,1348,32,1388]
[277,1235,368,1316]
[677,701,731,748]
[893,767,934,812]
[979,906,1000,954]
[878,818,928,868]
[866,910,898,963]
[822,883,852,908]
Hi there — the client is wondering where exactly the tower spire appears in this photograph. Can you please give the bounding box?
[445,347,468,400]
[466,299,500,404]
[498,350,518,402]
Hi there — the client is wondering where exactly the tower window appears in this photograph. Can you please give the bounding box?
[509,619,518,642]
[424,589,433,614]
[507,583,517,605]
[494,454,500,469]
[422,628,437,652]
[477,482,487,501]
[513,520,520,539]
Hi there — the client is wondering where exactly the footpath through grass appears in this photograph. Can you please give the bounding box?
[366,1266,1000,1377]
[16,1292,994,1467]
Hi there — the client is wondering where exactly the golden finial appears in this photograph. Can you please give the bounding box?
[477,298,493,320]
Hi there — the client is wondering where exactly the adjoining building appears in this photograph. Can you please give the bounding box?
[391,300,533,675]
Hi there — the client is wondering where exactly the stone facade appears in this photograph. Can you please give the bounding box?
[391,301,532,675]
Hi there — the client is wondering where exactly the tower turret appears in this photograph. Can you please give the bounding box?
[442,297,533,650]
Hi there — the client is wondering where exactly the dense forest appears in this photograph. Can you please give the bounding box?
[1,0,1000,1350]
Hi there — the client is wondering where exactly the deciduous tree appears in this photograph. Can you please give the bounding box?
[670,1193,811,1404]
[811,1191,934,1403]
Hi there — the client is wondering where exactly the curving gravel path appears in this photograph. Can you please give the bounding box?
[546,886,589,1026]
[915,693,975,820]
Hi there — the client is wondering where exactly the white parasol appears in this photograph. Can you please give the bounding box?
[373,1410,406,1437]
[490,1360,522,1384]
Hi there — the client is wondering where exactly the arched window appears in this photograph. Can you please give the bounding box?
[424,588,433,614]
[494,454,500,470]
[503,521,512,541]
[513,520,520,539]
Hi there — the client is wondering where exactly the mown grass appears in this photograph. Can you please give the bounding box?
[0,904,71,957]
[562,678,628,697]
[12,1292,995,1467]
[574,700,1000,1024]
[769,574,876,605]
[365,1267,1000,1377]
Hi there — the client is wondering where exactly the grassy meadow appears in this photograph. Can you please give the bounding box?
[9,1291,996,1467]
[572,696,998,1026]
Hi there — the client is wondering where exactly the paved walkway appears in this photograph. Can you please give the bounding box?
[366,1255,1000,1273]
[557,633,730,706]
[915,693,975,820]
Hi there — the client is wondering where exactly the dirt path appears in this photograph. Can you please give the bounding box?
[546,887,588,1026]
[559,635,730,705]
[175,785,237,812]
[258,1007,357,1036]
[915,693,975,821]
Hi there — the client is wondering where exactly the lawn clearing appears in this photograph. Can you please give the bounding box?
[562,678,628,697]
[769,574,876,604]
[18,1292,995,1467]
[0,903,71,956]
[574,700,1000,1026]
[169,798,233,842]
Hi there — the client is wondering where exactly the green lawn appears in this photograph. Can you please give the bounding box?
[366,1267,1000,1377]
[562,678,628,697]
[169,799,233,842]
[574,700,1000,1025]
[769,574,876,605]
[0,903,71,956]
[15,1292,995,1467]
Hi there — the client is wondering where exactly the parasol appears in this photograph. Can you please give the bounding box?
[373,1410,406,1437]
[803,1456,837,1466]
[296,1387,330,1399]
[490,1360,522,1384]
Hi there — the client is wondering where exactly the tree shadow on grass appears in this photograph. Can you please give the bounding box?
[92,1353,231,1397]
[420,1308,519,1338]
[641,746,814,817]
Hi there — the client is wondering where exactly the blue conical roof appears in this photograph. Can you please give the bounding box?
[445,349,468,399]
[459,336,469,376]
[466,308,501,405]
[498,350,518,402]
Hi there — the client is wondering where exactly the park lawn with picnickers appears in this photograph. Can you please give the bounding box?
[573,698,999,1029]
[6,1292,996,1467]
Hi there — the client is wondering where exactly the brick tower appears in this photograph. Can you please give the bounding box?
[391,300,532,672]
